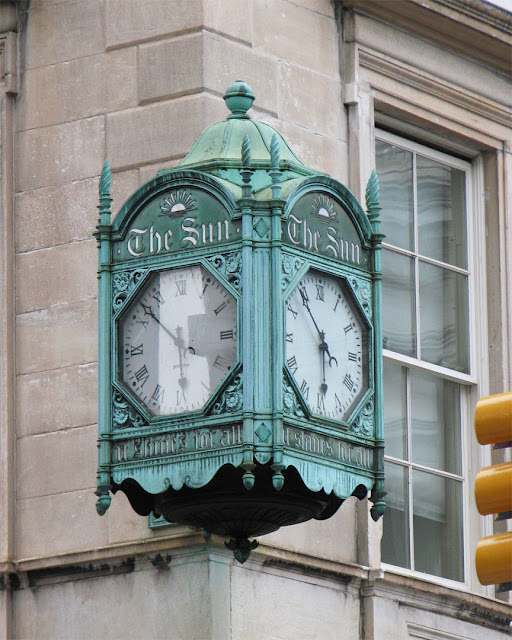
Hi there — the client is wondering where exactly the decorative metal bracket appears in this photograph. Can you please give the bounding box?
[112,269,147,314]
[211,372,243,415]
[206,251,242,292]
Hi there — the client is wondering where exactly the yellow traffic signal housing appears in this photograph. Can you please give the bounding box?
[474,391,512,589]
[475,391,512,447]
[475,462,512,516]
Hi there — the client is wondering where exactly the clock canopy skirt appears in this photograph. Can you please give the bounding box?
[95,81,385,562]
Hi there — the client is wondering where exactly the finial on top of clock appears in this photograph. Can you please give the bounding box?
[224,80,255,119]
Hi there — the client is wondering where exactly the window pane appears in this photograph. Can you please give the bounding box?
[383,360,408,459]
[382,462,411,569]
[376,140,414,251]
[417,156,467,269]
[419,262,469,373]
[413,470,464,582]
[410,370,461,475]
[382,250,416,357]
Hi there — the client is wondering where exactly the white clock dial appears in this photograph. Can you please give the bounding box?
[285,269,369,421]
[118,265,237,416]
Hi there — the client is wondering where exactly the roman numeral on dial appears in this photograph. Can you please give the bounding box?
[213,355,229,371]
[287,355,298,375]
[134,364,150,388]
[130,344,143,356]
[175,280,187,296]
[151,384,165,403]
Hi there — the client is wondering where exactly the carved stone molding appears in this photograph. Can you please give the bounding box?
[0,31,17,95]
[358,47,511,130]
[342,0,512,74]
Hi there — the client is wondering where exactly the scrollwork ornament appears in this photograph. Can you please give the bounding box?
[282,254,305,291]
[211,373,243,415]
[206,252,242,292]
[113,391,147,429]
[348,276,372,319]
[282,376,304,418]
[112,269,147,313]
[350,397,374,436]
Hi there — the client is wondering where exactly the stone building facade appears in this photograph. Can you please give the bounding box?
[0,0,511,638]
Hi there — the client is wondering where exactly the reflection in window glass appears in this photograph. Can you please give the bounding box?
[413,470,463,582]
[382,462,411,570]
[417,156,467,269]
[378,134,469,583]
[410,370,461,475]
[382,250,416,357]
[383,360,408,460]
[376,140,414,251]
[419,262,469,373]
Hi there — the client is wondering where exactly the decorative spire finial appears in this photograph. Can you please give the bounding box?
[365,169,380,222]
[270,133,282,199]
[99,159,111,199]
[242,134,251,169]
[241,134,253,198]
[97,159,112,223]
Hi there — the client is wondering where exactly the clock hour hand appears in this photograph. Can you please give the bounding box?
[174,326,188,390]
[320,335,328,395]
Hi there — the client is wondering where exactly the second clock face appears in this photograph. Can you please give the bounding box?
[118,265,237,416]
[285,269,369,421]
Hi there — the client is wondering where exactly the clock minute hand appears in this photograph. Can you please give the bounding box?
[300,293,338,368]
[140,302,188,388]
[299,290,323,338]
[140,302,181,346]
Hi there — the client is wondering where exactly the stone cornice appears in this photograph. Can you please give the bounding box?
[363,567,512,633]
[2,536,511,632]
[341,0,512,74]
[358,45,512,131]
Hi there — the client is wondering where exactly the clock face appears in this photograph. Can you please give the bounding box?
[285,269,369,421]
[118,265,237,416]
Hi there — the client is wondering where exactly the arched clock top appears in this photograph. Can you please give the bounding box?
[112,170,239,235]
[282,177,373,272]
[284,175,374,244]
[109,172,242,265]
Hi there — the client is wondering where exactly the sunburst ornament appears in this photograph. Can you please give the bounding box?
[160,190,197,218]
[311,194,336,219]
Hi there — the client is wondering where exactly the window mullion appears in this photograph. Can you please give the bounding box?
[413,152,421,362]
[406,367,414,571]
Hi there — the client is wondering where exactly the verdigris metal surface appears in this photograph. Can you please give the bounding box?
[95,81,385,562]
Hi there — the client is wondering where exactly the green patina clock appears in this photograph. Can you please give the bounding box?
[95,81,385,563]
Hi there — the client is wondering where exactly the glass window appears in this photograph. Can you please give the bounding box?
[377,134,471,583]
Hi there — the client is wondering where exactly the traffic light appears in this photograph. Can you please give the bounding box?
[474,391,512,591]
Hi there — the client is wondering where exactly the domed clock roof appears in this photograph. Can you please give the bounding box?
[172,80,317,196]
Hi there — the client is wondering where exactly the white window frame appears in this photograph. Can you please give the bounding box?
[376,129,490,591]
